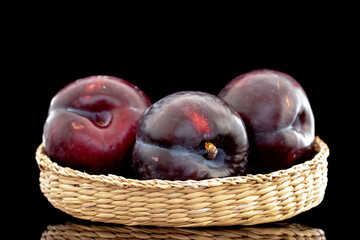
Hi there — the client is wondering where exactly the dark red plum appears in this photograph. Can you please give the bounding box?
[43,75,151,175]
[132,91,249,180]
[219,69,315,173]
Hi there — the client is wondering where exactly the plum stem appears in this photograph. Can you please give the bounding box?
[205,142,218,160]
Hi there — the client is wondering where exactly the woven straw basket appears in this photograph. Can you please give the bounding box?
[41,222,326,239]
[36,136,329,227]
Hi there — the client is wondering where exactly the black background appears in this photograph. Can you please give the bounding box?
[7,9,356,239]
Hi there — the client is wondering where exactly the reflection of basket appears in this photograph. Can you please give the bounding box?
[41,222,326,240]
[36,136,328,227]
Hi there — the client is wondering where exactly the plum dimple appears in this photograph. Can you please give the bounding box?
[67,107,113,128]
[132,91,249,180]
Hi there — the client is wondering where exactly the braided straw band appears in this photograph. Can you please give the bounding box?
[41,222,326,240]
[36,136,329,227]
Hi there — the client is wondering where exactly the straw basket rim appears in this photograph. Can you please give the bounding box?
[36,136,329,227]
[36,136,328,189]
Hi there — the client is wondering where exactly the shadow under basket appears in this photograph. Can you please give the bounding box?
[36,136,329,227]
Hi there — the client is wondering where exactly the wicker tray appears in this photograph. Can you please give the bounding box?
[41,222,326,239]
[36,136,329,227]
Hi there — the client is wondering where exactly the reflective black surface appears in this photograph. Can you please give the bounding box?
[41,221,326,239]
[10,32,354,239]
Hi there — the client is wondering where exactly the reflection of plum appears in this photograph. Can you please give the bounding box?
[219,69,315,173]
[41,222,326,239]
[43,76,151,175]
[132,91,249,180]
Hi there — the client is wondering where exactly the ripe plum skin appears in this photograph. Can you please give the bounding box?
[218,69,315,173]
[43,76,151,175]
[132,91,249,180]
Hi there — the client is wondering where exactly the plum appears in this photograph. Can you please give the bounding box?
[43,75,151,175]
[219,69,315,173]
[132,91,249,180]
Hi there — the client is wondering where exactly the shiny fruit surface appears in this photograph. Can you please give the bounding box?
[132,91,249,180]
[43,75,151,175]
[219,69,314,173]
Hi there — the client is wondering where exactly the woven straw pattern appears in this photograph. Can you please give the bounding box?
[36,136,328,227]
[41,222,326,240]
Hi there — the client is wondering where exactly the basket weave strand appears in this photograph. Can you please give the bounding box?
[36,136,329,227]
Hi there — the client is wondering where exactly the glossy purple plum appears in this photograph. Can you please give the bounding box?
[219,69,315,173]
[132,91,249,180]
[43,75,151,175]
